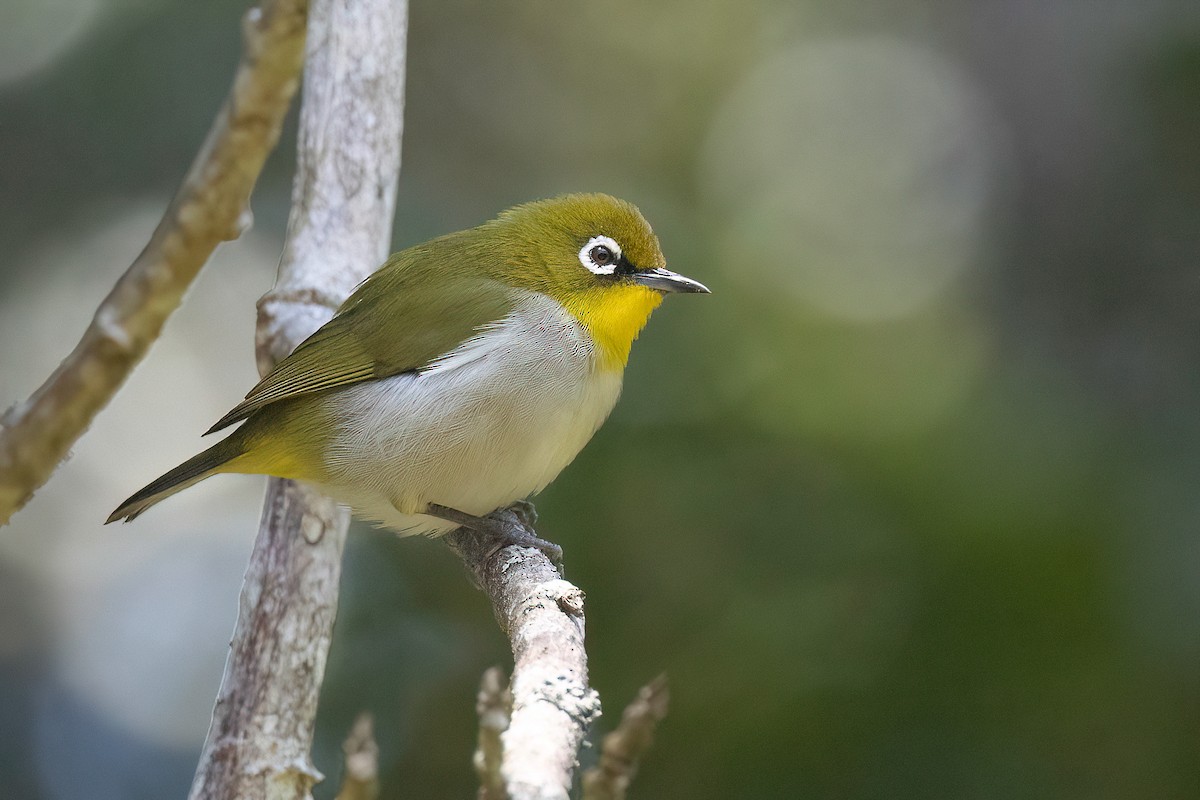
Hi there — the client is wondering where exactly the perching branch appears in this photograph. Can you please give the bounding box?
[0,0,307,526]
[448,529,603,800]
[581,675,670,800]
[186,0,407,798]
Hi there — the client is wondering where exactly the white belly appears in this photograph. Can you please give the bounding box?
[312,289,622,535]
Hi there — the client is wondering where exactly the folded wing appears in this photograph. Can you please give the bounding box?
[206,246,513,434]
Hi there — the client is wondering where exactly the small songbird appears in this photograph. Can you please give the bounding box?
[107,194,708,547]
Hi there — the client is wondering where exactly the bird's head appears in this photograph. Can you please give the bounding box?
[483,193,709,370]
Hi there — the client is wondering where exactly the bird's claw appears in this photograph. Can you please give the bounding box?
[506,498,539,529]
[484,502,562,567]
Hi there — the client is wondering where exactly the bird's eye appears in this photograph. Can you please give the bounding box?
[590,245,614,266]
[579,235,622,276]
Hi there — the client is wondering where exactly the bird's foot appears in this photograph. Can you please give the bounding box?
[505,498,539,530]
[427,501,562,566]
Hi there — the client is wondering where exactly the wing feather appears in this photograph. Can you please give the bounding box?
[206,243,513,434]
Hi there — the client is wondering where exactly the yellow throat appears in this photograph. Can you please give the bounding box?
[560,284,663,372]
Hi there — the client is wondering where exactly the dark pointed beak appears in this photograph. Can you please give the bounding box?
[631,267,711,294]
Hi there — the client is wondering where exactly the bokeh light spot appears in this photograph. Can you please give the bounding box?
[701,36,1005,322]
[0,0,106,87]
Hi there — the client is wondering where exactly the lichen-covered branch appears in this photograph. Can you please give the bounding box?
[186,0,407,798]
[448,530,603,800]
[0,0,308,526]
[581,675,670,800]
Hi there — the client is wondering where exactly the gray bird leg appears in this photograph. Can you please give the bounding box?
[426,500,562,564]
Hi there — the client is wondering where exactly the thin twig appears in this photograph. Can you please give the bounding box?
[335,713,381,800]
[581,675,670,800]
[0,0,307,525]
[474,666,513,800]
[186,0,407,798]
[448,528,603,800]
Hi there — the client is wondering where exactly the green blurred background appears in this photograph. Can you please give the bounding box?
[1,1,1198,798]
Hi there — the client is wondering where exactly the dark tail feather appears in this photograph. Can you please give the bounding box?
[106,436,245,524]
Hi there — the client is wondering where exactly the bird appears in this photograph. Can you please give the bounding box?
[107,194,709,550]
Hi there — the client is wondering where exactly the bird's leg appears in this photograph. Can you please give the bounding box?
[426,501,562,565]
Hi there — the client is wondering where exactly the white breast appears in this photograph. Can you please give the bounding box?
[313,289,622,535]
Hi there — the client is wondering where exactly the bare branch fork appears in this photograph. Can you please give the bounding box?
[469,656,671,800]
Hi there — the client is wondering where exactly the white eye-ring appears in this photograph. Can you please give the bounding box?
[579,235,622,276]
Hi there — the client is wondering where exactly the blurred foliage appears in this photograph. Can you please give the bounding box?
[2,0,1199,799]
